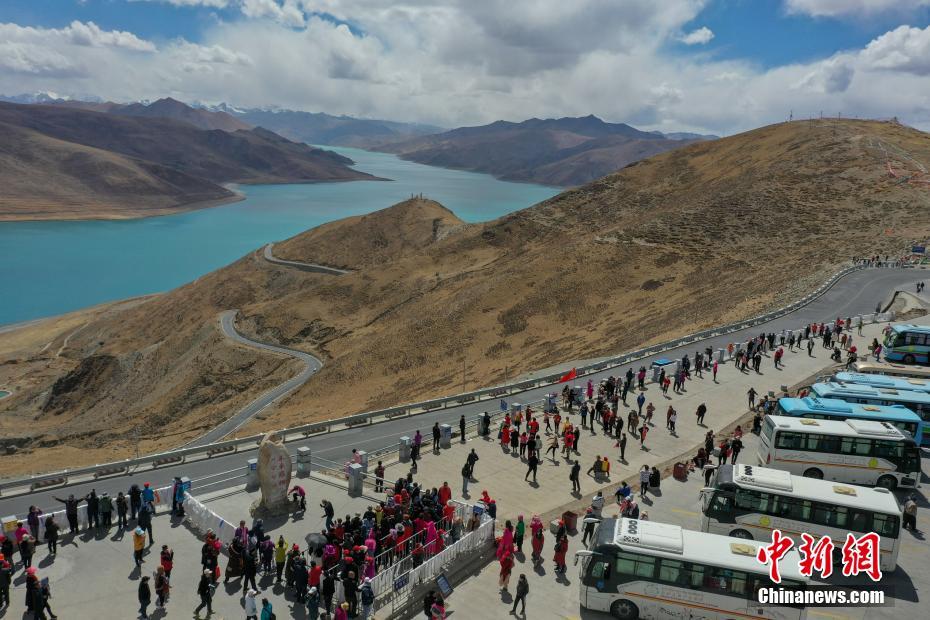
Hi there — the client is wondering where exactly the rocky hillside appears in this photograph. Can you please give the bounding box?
[0,102,378,221]
[376,115,708,186]
[2,119,929,474]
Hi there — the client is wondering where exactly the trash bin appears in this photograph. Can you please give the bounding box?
[673,462,688,481]
[562,510,579,533]
[544,393,557,412]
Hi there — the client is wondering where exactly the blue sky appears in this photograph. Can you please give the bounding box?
[683,0,929,67]
[2,1,930,133]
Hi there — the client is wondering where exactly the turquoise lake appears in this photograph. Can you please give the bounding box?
[0,146,559,326]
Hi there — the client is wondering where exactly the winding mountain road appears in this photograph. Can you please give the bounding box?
[185,242,351,446]
[186,310,323,447]
[263,242,351,275]
[2,266,924,517]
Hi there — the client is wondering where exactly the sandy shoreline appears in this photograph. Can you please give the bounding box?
[0,188,247,223]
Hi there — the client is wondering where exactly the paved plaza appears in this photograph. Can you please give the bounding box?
[1,311,928,620]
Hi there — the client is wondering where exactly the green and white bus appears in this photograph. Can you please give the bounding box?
[576,517,808,620]
[757,415,921,490]
[701,464,902,571]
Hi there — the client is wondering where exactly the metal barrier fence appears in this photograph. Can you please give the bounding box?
[1,263,881,495]
[371,511,495,613]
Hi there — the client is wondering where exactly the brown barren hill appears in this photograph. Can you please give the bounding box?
[0,101,379,221]
[3,120,930,475]
[377,115,709,186]
[0,121,237,220]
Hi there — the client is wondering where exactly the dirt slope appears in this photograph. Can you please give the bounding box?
[3,119,930,475]
[0,101,378,221]
[0,121,236,220]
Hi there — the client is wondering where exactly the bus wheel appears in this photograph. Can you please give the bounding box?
[730,529,753,540]
[611,599,639,620]
[803,468,823,480]
[877,475,897,491]
[904,354,916,364]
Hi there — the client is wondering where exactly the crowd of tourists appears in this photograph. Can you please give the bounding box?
[1,305,887,619]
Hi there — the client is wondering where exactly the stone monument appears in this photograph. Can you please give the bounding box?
[252,431,292,515]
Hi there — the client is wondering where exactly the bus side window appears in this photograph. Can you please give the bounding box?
[776,432,800,450]
[686,563,705,589]
[705,567,749,596]
[659,559,684,585]
[848,510,868,532]
[803,433,822,451]
[872,513,900,538]
[876,440,904,459]
[852,439,873,456]
[615,553,636,576]
[591,561,611,581]
[819,434,840,453]
[776,496,810,520]
[709,493,734,516]
[811,502,837,527]
[840,438,855,455]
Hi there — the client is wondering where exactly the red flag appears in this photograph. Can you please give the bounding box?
[559,368,577,383]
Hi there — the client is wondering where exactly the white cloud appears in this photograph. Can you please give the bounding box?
[793,55,855,93]
[240,0,306,27]
[172,40,253,66]
[861,25,930,75]
[64,20,157,52]
[0,21,156,53]
[4,2,930,134]
[0,42,84,77]
[679,26,714,45]
[133,0,231,6]
[784,0,930,17]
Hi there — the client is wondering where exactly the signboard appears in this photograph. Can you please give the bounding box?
[912,246,926,254]
[436,573,454,598]
[393,573,410,592]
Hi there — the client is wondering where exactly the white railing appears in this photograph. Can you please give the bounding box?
[181,491,236,545]
[370,512,495,600]
[1,262,882,495]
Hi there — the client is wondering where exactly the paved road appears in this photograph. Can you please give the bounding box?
[185,309,323,446]
[2,267,923,518]
[263,242,351,275]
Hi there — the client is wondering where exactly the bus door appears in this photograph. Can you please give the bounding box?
[579,554,615,612]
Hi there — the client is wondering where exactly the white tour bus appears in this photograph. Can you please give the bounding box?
[576,517,808,620]
[757,415,921,490]
[701,464,902,571]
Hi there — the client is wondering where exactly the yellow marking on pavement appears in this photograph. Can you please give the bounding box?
[670,508,700,517]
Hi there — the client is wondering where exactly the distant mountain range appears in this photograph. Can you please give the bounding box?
[208,105,445,149]
[375,115,717,186]
[1,94,250,132]
[1,93,444,148]
[0,101,378,221]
